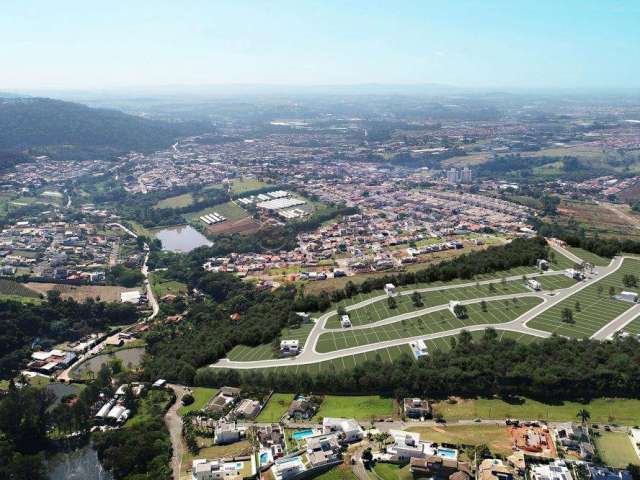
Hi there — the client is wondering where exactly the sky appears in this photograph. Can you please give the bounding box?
[2,0,639,91]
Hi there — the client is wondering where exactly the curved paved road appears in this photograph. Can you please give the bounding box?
[210,246,636,371]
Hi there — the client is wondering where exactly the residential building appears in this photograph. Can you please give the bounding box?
[403,398,432,419]
[322,418,364,443]
[529,460,573,480]
[478,459,515,480]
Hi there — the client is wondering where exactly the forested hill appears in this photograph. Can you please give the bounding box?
[0,97,210,159]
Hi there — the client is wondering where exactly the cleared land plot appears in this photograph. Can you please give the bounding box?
[206,216,259,236]
[153,192,194,209]
[226,323,314,362]
[178,387,219,415]
[0,279,40,298]
[407,425,512,456]
[256,393,294,422]
[314,394,393,420]
[327,275,573,328]
[25,283,135,302]
[317,297,544,353]
[567,247,611,267]
[150,272,187,297]
[431,397,640,425]
[594,431,639,467]
[527,258,640,337]
[326,266,542,312]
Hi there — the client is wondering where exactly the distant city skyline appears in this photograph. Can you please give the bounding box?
[2,0,640,91]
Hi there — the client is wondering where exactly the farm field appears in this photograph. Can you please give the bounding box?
[326,275,573,328]
[226,323,315,362]
[153,192,194,209]
[594,431,640,467]
[431,397,640,425]
[407,424,512,456]
[567,247,611,267]
[178,387,219,415]
[24,283,136,302]
[527,258,640,337]
[185,200,249,223]
[256,393,294,422]
[316,297,543,353]
[314,394,393,420]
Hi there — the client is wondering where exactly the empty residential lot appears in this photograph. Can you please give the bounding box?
[527,258,640,337]
[326,274,574,328]
[317,297,544,353]
[226,323,315,362]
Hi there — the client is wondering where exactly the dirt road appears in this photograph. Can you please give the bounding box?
[165,384,188,480]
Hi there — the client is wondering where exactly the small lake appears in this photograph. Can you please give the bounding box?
[47,443,113,480]
[74,347,145,376]
[154,225,212,253]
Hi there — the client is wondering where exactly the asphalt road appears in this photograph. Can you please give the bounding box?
[211,246,638,371]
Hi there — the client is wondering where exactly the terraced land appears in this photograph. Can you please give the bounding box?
[316,296,544,353]
[568,247,611,267]
[226,323,314,361]
[327,266,556,312]
[527,258,640,337]
[326,274,574,328]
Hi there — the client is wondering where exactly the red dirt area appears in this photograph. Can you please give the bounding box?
[508,424,557,458]
[205,217,260,236]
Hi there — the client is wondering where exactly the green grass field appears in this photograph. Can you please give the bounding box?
[226,323,315,361]
[568,247,611,267]
[228,177,269,194]
[314,394,393,420]
[407,425,513,455]
[527,258,640,337]
[550,249,579,270]
[149,272,187,298]
[624,316,640,336]
[312,467,357,480]
[317,297,543,353]
[153,192,194,209]
[432,397,640,425]
[179,387,219,415]
[326,275,573,328]
[594,431,639,467]
[256,393,294,422]
[373,463,412,480]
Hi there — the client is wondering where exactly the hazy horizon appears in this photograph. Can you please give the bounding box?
[3,0,640,91]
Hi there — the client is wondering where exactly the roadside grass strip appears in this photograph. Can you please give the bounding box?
[623,315,640,336]
[567,247,611,267]
[527,258,640,338]
[326,274,573,328]
[316,297,543,353]
[226,323,314,361]
[549,249,578,270]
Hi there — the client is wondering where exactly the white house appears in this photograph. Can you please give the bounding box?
[527,279,542,291]
[619,291,638,303]
[530,461,573,480]
[214,421,244,445]
[341,315,352,328]
[384,283,397,296]
[280,339,300,356]
[271,456,306,480]
[192,457,255,480]
[386,430,435,462]
[322,417,364,443]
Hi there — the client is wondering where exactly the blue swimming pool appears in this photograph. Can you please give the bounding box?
[260,453,269,464]
[437,447,458,459]
[292,429,315,441]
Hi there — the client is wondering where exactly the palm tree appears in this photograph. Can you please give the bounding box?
[577,408,591,425]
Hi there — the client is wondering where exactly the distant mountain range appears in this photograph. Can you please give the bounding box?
[0,97,210,161]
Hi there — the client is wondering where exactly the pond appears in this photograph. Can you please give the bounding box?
[47,443,113,480]
[73,347,145,377]
[154,225,212,253]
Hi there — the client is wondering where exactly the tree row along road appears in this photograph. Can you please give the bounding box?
[212,246,635,370]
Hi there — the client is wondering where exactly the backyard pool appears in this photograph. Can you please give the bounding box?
[437,447,458,459]
[292,429,315,441]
